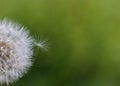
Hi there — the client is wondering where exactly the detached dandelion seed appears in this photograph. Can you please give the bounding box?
[0,19,46,86]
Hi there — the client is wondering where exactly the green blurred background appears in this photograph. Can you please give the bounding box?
[0,0,120,86]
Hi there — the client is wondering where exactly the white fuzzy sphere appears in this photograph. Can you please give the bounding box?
[0,19,33,84]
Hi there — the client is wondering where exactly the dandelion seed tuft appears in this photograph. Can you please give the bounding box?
[34,39,49,51]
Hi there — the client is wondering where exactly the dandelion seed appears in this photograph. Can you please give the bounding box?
[34,34,49,51]
[34,39,49,51]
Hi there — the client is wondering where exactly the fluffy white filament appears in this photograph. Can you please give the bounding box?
[0,19,34,85]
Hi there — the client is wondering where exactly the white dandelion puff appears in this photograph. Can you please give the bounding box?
[0,19,45,85]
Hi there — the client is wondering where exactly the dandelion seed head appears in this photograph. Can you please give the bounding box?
[0,19,33,84]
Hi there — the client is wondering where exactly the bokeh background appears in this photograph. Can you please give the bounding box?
[0,0,120,86]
